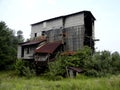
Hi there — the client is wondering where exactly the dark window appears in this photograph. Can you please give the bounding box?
[42,31,46,36]
[27,48,29,54]
[35,33,37,37]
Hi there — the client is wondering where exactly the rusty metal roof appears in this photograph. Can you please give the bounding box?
[35,41,62,54]
[61,51,76,56]
[68,67,83,73]
[21,39,45,46]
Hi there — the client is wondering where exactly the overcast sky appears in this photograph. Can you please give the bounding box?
[0,0,120,52]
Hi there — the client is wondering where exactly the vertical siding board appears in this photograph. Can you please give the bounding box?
[64,25,85,51]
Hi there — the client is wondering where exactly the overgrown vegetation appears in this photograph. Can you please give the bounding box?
[0,71,120,90]
[0,21,120,82]
[47,46,120,78]
[14,59,35,78]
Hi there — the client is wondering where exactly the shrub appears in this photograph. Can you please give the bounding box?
[111,52,120,74]
[22,66,35,79]
[14,59,35,78]
[47,46,93,77]
[47,46,120,78]
[14,59,25,76]
[85,69,98,77]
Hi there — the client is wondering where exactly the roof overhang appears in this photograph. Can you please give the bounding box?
[31,10,96,26]
[35,41,62,54]
[21,39,46,46]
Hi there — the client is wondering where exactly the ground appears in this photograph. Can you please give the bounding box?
[0,71,120,90]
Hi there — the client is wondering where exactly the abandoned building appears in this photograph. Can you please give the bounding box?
[17,10,96,67]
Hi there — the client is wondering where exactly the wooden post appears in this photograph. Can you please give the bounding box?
[66,66,69,77]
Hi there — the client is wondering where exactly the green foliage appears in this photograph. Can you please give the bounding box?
[47,46,120,78]
[15,59,35,78]
[44,55,66,80]
[84,50,120,77]
[22,66,35,79]
[14,59,25,75]
[0,71,120,90]
[47,46,92,78]
[0,21,24,70]
[111,52,120,74]
[75,74,89,79]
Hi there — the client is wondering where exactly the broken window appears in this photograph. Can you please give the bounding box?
[34,33,37,37]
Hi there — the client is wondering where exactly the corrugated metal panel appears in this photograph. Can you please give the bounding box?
[47,28,62,42]
[35,41,62,54]
[64,25,85,51]
[21,39,45,46]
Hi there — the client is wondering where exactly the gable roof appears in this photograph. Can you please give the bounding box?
[35,41,62,54]
[31,10,96,26]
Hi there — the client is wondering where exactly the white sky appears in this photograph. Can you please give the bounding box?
[0,0,120,52]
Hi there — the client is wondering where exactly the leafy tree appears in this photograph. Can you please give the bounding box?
[47,46,92,77]
[111,52,120,74]
[47,46,120,78]
[0,21,24,70]
[15,59,35,78]
[17,30,24,43]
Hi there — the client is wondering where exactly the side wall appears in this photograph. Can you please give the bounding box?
[64,13,84,28]
[64,25,85,51]
[31,18,63,38]
[31,13,84,38]
[17,45,22,59]
[64,13,85,51]
[30,13,85,51]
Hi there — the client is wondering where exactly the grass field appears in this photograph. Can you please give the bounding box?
[0,71,120,90]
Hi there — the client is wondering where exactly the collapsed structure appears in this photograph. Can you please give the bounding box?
[17,11,96,68]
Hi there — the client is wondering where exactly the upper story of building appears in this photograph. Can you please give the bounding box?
[30,11,96,39]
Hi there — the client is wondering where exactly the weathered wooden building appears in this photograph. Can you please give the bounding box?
[17,10,96,66]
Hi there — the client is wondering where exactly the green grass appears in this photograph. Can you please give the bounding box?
[0,71,120,90]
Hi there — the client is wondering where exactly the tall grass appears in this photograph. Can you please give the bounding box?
[0,71,120,90]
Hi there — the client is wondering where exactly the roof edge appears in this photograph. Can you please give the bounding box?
[31,10,95,26]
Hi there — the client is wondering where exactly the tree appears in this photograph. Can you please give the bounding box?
[0,21,23,70]
[17,30,24,43]
[47,46,92,78]
[47,46,120,78]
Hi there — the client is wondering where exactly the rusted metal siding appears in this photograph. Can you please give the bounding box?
[64,25,85,51]
[35,41,62,54]
[46,28,63,42]
[43,25,85,51]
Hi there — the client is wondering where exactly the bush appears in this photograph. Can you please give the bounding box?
[47,46,93,78]
[22,66,35,79]
[47,46,120,78]
[14,59,25,76]
[85,69,98,77]
[14,59,35,78]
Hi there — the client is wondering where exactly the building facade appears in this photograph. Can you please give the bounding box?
[17,11,95,63]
